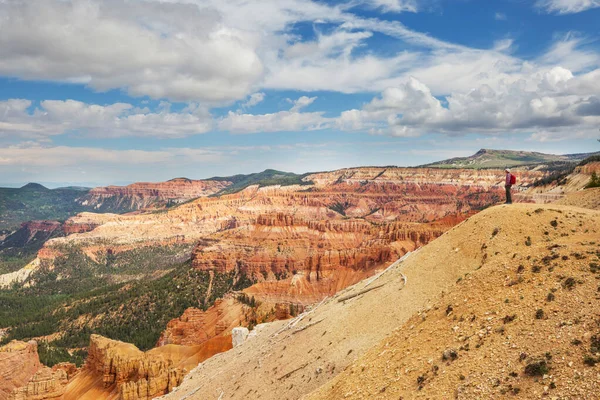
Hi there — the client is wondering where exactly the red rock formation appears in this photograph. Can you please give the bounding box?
[78,178,232,211]
[576,161,600,175]
[9,367,68,400]
[0,341,41,400]
[62,220,100,235]
[20,221,61,234]
[157,296,247,347]
[0,341,73,400]
[62,334,231,400]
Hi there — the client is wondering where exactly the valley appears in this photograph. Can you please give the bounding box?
[1,150,599,400]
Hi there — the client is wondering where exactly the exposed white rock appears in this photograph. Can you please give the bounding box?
[232,327,249,348]
[0,258,39,288]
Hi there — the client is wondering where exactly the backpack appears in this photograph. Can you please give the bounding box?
[510,174,516,185]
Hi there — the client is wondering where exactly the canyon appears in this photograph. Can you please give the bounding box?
[4,160,599,400]
[76,178,232,212]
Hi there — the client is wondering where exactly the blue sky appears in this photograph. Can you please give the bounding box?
[1,0,599,187]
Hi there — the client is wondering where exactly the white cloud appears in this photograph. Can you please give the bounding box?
[241,93,266,109]
[368,0,419,13]
[0,0,483,103]
[495,12,507,20]
[536,0,600,14]
[289,96,317,112]
[219,96,330,134]
[0,0,265,103]
[0,99,212,139]
[336,65,600,138]
[0,146,224,167]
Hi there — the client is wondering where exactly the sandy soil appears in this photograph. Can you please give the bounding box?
[309,204,600,399]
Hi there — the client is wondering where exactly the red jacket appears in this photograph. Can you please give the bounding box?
[506,173,514,186]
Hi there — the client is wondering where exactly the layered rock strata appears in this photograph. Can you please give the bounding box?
[62,334,232,400]
[9,367,68,400]
[0,341,40,400]
[78,178,231,211]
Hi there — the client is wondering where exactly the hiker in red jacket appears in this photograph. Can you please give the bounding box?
[505,168,516,204]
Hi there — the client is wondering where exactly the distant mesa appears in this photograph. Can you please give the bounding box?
[19,183,48,191]
[423,148,600,169]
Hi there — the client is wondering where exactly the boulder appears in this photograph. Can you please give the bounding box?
[232,327,250,348]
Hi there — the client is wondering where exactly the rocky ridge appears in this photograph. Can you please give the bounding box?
[310,204,600,399]
[158,202,600,400]
[77,178,232,211]
[0,340,76,400]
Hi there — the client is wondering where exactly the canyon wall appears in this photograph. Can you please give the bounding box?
[0,341,75,400]
[62,334,231,400]
[76,178,232,211]
[0,341,40,400]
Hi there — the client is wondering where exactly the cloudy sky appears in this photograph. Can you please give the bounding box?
[1,0,599,187]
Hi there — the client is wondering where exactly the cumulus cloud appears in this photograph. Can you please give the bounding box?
[289,96,317,112]
[0,99,212,139]
[241,93,266,109]
[0,0,265,103]
[536,0,600,14]
[336,66,600,139]
[219,96,330,134]
[0,0,481,103]
[1,0,599,144]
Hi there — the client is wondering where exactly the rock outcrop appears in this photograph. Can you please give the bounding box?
[62,334,232,400]
[0,341,72,400]
[9,367,68,400]
[192,213,457,305]
[157,297,248,347]
[0,341,40,400]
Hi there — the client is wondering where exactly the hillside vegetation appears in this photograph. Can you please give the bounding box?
[210,169,313,195]
[423,149,600,169]
[0,184,89,230]
[0,259,244,367]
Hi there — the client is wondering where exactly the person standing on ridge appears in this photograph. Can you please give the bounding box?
[505,168,516,204]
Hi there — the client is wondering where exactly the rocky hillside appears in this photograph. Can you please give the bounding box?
[555,187,600,210]
[61,334,231,400]
[158,202,600,400]
[76,178,232,211]
[0,340,74,400]
[311,205,600,399]
[423,148,599,169]
[525,159,600,203]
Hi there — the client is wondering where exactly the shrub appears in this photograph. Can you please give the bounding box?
[586,172,600,189]
[524,359,549,376]
[562,277,576,290]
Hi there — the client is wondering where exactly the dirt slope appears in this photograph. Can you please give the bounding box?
[160,204,582,400]
[309,204,600,399]
[555,187,600,210]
